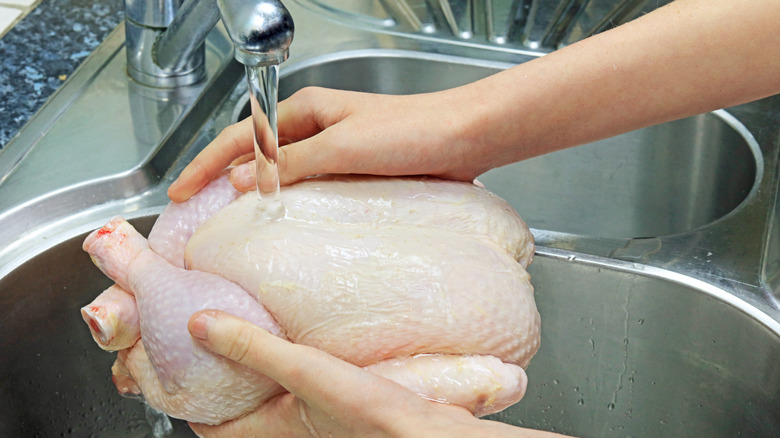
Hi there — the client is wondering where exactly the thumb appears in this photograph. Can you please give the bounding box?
[189,309,323,398]
[188,309,378,408]
[188,309,277,372]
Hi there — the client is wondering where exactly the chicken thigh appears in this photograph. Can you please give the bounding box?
[81,175,540,425]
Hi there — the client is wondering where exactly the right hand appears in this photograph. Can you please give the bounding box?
[187,309,567,438]
[168,86,493,202]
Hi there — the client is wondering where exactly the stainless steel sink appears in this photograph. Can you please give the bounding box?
[1,0,779,436]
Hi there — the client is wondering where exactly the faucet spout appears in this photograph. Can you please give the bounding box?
[124,0,294,87]
[218,0,295,66]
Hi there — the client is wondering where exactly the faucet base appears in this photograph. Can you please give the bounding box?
[125,19,206,88]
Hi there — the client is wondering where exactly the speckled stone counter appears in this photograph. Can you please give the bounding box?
[0,0,123,148]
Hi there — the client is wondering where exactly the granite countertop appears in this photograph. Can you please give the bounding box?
[0,0,123,148]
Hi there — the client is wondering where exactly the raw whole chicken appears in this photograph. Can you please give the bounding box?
[81,174,540,426]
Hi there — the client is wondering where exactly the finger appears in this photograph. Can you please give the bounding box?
[277,87,335,144]
[188,310,394,411]
[168,117,255,202]
[230,134,347,188]
[229,152,255,167]
[276,128,414,186]
[228,162,257,192]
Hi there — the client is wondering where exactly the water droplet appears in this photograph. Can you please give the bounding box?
[607,403,615,410]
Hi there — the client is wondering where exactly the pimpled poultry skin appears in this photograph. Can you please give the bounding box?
[81,175,540,425]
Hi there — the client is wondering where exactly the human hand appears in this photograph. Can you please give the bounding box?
[168,86,495,202]
[187,309,564,438]
[168,0,780,205]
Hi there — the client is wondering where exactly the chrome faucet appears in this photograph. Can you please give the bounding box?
[124,0,294,88]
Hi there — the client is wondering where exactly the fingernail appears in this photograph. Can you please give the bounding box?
[167,178,191,202]
[189,311,216,340]
[169,167,189,192]
[230,163,255,190]
[167,178,180,196]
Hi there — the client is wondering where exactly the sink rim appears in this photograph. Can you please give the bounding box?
[536,246,780,337]
[695,108,764,227]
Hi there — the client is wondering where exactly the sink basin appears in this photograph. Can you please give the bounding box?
[482,112,758,238]
[237,52,760,239]
[497,251,780,436]
[0,215,777,437]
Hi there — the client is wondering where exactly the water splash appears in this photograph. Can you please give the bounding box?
[144,403,173,437]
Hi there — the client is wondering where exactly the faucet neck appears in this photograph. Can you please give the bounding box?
[124,0,214,87]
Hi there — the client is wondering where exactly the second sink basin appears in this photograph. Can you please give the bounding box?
[240,51,760,239]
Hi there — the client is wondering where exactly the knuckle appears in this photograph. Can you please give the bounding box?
[293,86,322,99]
[290,86,330,110]
[222,118,248,136]
[224,325,257,365]
[186,161,209,184]
[278,147,290,172]
[222,125,253,155]
[284,360,306,381]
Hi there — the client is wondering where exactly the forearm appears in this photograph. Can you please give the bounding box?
[458,0,780,168]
